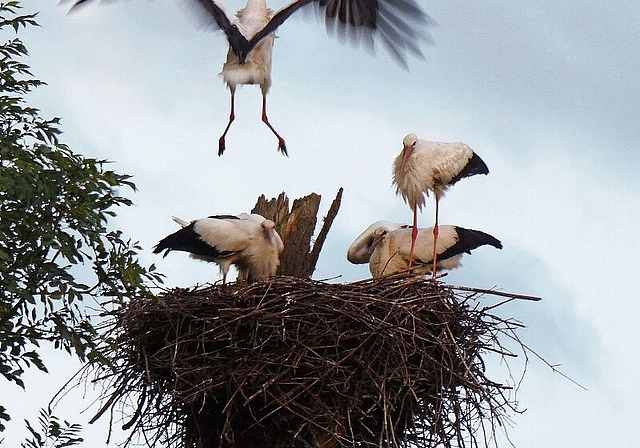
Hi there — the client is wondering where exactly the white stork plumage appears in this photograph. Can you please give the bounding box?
[346,220,409,265]
[70,0,433,156]
[392,133,489,280]
[153,213,284,284]
[368,224,502,279]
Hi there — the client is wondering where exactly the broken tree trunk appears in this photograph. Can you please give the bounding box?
[252,188,343,278]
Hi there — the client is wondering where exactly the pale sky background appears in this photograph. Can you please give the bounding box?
[2,0,639,446]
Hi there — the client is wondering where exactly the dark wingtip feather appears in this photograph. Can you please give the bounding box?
[65,0,122,12]
[152,223,220,260]
[309,0,435,69]
[454,227,503,251]
[435,227,501,263]
[450,152,489,185]
[64,0,94,12]
[152,241,171,257]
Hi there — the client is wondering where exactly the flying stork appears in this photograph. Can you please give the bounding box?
[69,0,434,156]
[346,220,409,265]
[367,224,502,279]
[153,213,284,284]
[392,133,489,280]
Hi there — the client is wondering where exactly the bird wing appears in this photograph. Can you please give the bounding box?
[386,227,432,265]
[207,213,243,220]
[392,226,459,264]
[68,0,252,55]
[420,141,476,186]
[321,0,434,68]
[247,0,316,49]
[190,0,253,57]
[404,225,502,265]
[438,226,502,260]
[251,0,434,69]
[193,217,258,257]
[153,220,235,259]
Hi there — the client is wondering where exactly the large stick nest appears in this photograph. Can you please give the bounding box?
[93,276,528,448]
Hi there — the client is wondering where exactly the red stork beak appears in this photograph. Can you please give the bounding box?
[371,231,386,250]
[400,144,413,172]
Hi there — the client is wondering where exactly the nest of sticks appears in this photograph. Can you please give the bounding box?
[91,275,533,448]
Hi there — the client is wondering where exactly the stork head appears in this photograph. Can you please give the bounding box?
[400,133,418,171]
[262,220,284,253]
[347,221,408,264]
[371,227,389,250]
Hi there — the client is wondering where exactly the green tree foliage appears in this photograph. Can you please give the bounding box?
[22,407,83,448]
[0,1,162,432]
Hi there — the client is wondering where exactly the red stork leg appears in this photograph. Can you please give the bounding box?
[219,89,236,156]
[407,203,418,277]
[261,92,287,156]
[431,196,440,281]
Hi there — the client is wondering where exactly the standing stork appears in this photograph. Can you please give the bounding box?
[392,133,489,280]
[153,213,284,284]
[69,0,434,156]
[368,225,502,279]
[346,220,409,265]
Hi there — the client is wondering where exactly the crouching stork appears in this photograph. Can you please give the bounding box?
[367,224,502,279]
[154,213,284,284]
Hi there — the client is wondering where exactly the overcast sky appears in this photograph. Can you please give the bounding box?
[3,0,640,446]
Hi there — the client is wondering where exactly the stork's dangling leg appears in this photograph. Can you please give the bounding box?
[261,91,287,156]
[431,195,441,281]
[219,88,236,156]
[407,203,419,273]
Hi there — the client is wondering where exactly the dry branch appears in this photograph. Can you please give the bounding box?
[89,276,532,448]
[252,190,342,278]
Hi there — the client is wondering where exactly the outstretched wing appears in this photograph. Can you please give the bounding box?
[317,0,434,68]
[67,0,254,60]
[253,0,434,68]
[190,0,252,59]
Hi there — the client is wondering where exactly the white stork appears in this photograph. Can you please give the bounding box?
[368,224,502,279]
[153,213,284,284]
[346,220,409,265]
[70,0,433,156]
[392,133,489,280]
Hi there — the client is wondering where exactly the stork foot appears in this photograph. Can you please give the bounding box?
[277,138,288,157]
[218,137,226,156]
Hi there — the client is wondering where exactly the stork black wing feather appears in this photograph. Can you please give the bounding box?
[449,152,490,185]
[248,0,316,51]
[153,223,230,259]
[437,227,503,262]
[251,0,433,68]
[318,0,433,68]
[207,214,240,220]
[191,0,252,60]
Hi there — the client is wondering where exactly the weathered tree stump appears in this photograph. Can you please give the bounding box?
[251,188,343,278]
